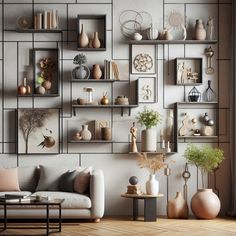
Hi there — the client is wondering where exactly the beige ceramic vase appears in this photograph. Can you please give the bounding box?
[78,24,89,48]
[92,32,101,48]
[167,192,188,219]
[194,19,206,40]
[191,188,221,219]
[92,64,102,80]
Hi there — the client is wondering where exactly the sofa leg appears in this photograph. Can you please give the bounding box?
[94,219,100,223]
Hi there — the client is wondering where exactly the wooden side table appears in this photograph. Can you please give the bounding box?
[121,193,164,222]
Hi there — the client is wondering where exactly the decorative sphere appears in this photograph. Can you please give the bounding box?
[36,86,45,95]
[129,176,138,185]
[42,80,52,90]
[207,119,214,126]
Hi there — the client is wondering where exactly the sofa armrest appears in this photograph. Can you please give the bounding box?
[90,169,105,219]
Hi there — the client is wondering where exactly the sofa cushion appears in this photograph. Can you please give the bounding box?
[33,191,91,209]
[59,170,77,192]
[0,168,20,191]
[74,167,92,194]
[0,191,32,197]
[36,165,76,191]
[18,166,39,192]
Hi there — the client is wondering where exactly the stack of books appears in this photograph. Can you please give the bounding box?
[0,194,31,203]
[104,60,120,80]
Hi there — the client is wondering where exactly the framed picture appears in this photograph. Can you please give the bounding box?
[175,58,202,85]
[131,44,156,74]
[138,77,157,103]
[17,108,60,154]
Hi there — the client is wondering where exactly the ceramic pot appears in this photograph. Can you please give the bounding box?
[147,24,158,40]
[100,95,109,105]
[101,127,112,140]
[78,24,89,48]
[146,174,159,195]
[92,64,102,80]
[167,192,188,219]
[80,125,92,140]
[92,32,101,48]
[194,19,206,40]
[72,65,90,80]
[191,188,221,219]
[141,128,157,152]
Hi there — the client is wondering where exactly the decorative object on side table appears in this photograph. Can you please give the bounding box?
[194,19,206,40]
[72,54,90,80]
[184,144,224,219]
[167,192,188,219]
[126,176,141,195]
[188,86,201,102]
[136,152,174,195]
[130,122,138,153]
[136,107,162,152]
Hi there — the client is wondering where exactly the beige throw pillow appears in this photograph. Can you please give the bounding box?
[74,167,92,194]
[0,168,21,191]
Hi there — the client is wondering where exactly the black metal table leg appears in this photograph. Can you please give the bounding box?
[59,204,62,232]
[46,204,49,235]
[4,204,7,230]
[133,198,139,220]
[144,198,157,222]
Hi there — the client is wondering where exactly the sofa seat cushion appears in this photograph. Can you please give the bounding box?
[0,191,32,197]
[33,191,91,209]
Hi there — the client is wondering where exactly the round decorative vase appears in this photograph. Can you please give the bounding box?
[72,65,90,80]
[141,128,157,152]
[146,174,159,195]
[194,19,206,40]
[92,32,101,48]
[78,24,89,48]
[80,125,92,140]
[133,32,142,41]
[17,85,27,95]
[100,95,109,105]
[191,188,221,219]
[92,64,102,80]
[147,24,158,40]
[167,192,188,219]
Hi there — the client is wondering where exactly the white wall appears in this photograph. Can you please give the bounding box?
[0,0,232,216]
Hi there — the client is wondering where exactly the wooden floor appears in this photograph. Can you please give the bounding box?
[0,217,236,236]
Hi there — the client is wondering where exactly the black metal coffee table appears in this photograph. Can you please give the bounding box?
[0,198,64,235]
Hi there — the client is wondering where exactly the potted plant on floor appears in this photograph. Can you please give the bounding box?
[136,107,161,152]
[184,144,224,219]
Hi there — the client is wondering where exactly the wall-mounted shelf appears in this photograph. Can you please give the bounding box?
[129,40,218,45]
[71,79,129,83]
[16,29,62,33]
[129,151,177,156]
[178,136,218,139]
[69,140,113,143]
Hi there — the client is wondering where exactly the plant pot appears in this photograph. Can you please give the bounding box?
[191,188,220,219]
[146,174,159,195]
[167,192,188,219]
[141,128,157,152]
[72,65,90,80]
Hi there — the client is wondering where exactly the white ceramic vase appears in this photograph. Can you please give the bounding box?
[194,19,206,40]
[146,174,159,195]
[80,125,92,140]
[141,128,157,152]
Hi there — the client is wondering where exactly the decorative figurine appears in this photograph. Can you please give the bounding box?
[130,122,138,153]
[179,113,191,136]
[206,16,214,40]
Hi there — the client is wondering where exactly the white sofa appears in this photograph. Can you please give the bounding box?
[0,166,105,221]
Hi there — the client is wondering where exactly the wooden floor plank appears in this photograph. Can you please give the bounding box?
[0,217,236,236]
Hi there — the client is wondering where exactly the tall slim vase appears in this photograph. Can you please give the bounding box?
[146,174,159,195]
[78,24,89,48]
[141,128,157,152]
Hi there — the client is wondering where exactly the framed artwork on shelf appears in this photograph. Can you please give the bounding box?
[175,58,202,85]
[32,48,59,96]
[17,108,60,155]
[138,77,157,103]
[131,44,156,74]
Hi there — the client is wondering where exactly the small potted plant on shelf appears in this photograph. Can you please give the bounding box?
[184,144,224,219]
[136,107,161,152]
[72,53,90,80]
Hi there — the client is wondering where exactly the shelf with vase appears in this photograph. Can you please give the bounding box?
[71,79,130,83]
[16,29,62,33]
[69,140,113,143]
[178,136,218,139]
[129,151,177,156]
[77,15,106,51]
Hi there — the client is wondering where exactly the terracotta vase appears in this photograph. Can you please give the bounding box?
[78,24,89,48]
[146,174,159,195]
[92,64,102,80]
[92,32,101,48]
[194,19,206,40]
[80,125,92,140]
[167,192,188,219]
[191,188,221,219]
[141,128,157,152]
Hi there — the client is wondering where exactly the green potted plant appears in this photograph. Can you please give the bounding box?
[184,144,224,219]
[136,107,161,152]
